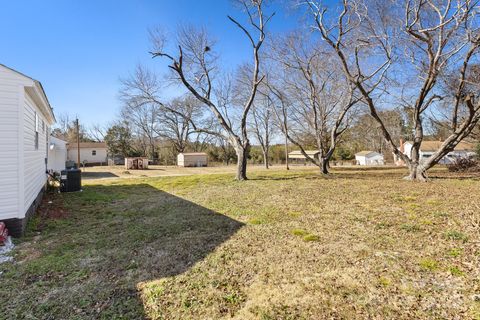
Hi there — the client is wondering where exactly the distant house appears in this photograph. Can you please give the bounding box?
[48,136,67,173]
[395,140,476,165]
[288,150,320,164]
[0,64,56,236]
[177,153,208,167]
[355,151,384,166]
[67,142,108,166]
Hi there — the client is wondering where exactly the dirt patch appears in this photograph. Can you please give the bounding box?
[36,193,69,230]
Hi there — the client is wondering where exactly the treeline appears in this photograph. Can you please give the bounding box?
[53,0,480,181]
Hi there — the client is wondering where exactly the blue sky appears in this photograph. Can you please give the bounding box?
[0,0,300,128]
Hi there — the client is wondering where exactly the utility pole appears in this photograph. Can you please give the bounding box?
[76,118,80,170]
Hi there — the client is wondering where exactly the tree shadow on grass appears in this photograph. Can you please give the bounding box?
[81,171,119,179]
[249,175,303,181]
[1,183,243,319]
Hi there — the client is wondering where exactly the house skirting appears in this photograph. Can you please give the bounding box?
[3,187,45,238]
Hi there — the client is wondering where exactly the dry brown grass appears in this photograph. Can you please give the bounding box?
[1,167,479,319]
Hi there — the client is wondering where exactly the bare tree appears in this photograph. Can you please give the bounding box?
[250,94,276,168]
[305,0,480,180]
[51,113,91,143]
[87,123,106,142]
[265,81,291,170]
[157,96,203,154]
[350,110,407,155]
[150,0,274,180]
[120,100,160,159]
[266,33,360,174]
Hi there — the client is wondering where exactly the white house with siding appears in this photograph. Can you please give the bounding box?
[67,142,108,166]
[0,64,56,236]
[394,140,476,165]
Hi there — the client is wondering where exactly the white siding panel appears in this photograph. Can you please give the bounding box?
[23,93,48,216]
[0,67,22,220]
[67,148,108,164]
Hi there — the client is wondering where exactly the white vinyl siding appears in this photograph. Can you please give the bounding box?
[23,93,48,215]
[0,65,55,222]
[0,66,23,220]
[67,148,107,164]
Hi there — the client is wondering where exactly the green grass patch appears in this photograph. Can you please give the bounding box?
[447,248,463,258]
[419,258,439,271]
[449,266,465,277]
[445,230,468,242]
[401,223,421,232]
[290,228,308,236]
[303,234,320,242]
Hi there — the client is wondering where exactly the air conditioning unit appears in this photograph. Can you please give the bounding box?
[60,169,82,192]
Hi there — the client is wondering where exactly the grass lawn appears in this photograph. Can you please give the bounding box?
[1,168,480,319]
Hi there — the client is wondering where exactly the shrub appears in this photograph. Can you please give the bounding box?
[447,157,480,172]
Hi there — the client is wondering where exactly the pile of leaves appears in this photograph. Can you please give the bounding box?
[447,157,480,172]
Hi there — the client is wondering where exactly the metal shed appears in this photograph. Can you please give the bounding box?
[177,153,208,167]
[355,151,384,166]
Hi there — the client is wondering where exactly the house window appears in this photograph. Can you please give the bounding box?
[34,112,39,150]
[92,150,96,156]
[35,112,39,132]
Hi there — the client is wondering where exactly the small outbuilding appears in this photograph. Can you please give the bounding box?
[177,153,208,167]
[48,136,67,173]
[355,151,384,166]
[125,157,149,170]
[288,150,320,165]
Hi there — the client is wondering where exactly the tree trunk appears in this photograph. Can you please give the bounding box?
[405,164,427,182]
[320,158,329,175]
[263,149,269,169]
[284,135,289,170]
[404,143,428,181]
[235,146,249,181]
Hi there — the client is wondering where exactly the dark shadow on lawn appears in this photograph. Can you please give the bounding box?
[4,183,243,319]
[249,175,302,181]
[81,171,119,179]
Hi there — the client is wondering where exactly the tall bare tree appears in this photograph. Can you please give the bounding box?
[87,123,106,142]
[150,0,274,180]
[266,33,360,174]
[250,94,276,168]
[158,96,204,154]
[120,100,160,159]
[305,0,480,180]
[120,66,217,159]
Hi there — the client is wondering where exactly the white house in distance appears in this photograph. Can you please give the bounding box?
[67,142,108,166]
[355,151,385,166]
[47,136,67,173]
[177,153,208,167]
[0,64,56,237]
[395,140,476,165]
